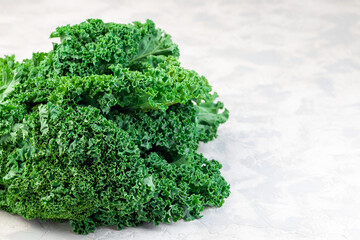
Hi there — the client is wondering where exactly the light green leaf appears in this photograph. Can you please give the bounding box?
[38,104,49,135]
[144,175,155,191]
[0,56,19,104]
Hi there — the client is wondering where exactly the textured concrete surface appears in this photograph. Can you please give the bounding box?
[1,0,360,239]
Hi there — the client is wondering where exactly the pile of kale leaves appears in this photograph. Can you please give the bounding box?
[0,19,229,234]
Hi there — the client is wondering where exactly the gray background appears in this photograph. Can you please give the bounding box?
[1,0,360,239]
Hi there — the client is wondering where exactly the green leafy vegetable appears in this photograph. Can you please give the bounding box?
[129,21,179,63]
[0,19,229,234]
[0,55,19,104]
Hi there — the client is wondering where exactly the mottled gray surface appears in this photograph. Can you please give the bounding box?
[1,0,360,239]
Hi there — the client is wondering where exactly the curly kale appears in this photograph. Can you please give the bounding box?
[0,19,229,234]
